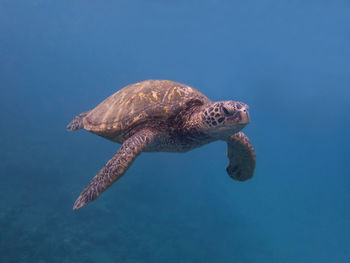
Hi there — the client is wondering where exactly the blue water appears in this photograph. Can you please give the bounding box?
[1,0,349,262]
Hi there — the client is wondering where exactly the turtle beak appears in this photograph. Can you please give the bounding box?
[226,102,250,124]
[239,104,250,124]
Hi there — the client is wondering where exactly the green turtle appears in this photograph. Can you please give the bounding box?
[67,80,256,210]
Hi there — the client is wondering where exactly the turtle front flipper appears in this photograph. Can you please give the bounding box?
[73,129,155,210]
[226,132,256,181]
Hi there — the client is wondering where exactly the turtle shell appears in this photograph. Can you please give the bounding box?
[83,80,211,134]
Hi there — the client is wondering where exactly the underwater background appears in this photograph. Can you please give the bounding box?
[1,0,349,262]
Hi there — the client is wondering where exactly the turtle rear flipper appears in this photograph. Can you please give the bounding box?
[226,132,256,181]
[66,111,90,131]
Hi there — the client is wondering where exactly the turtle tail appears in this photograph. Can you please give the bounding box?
[66,111,89,131]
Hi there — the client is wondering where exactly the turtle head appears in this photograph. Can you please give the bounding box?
[201,101,250,137]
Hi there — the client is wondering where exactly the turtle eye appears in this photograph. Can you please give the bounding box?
[222,106,230,115]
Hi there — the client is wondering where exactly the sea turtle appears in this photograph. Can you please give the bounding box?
[67,80,256,210]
